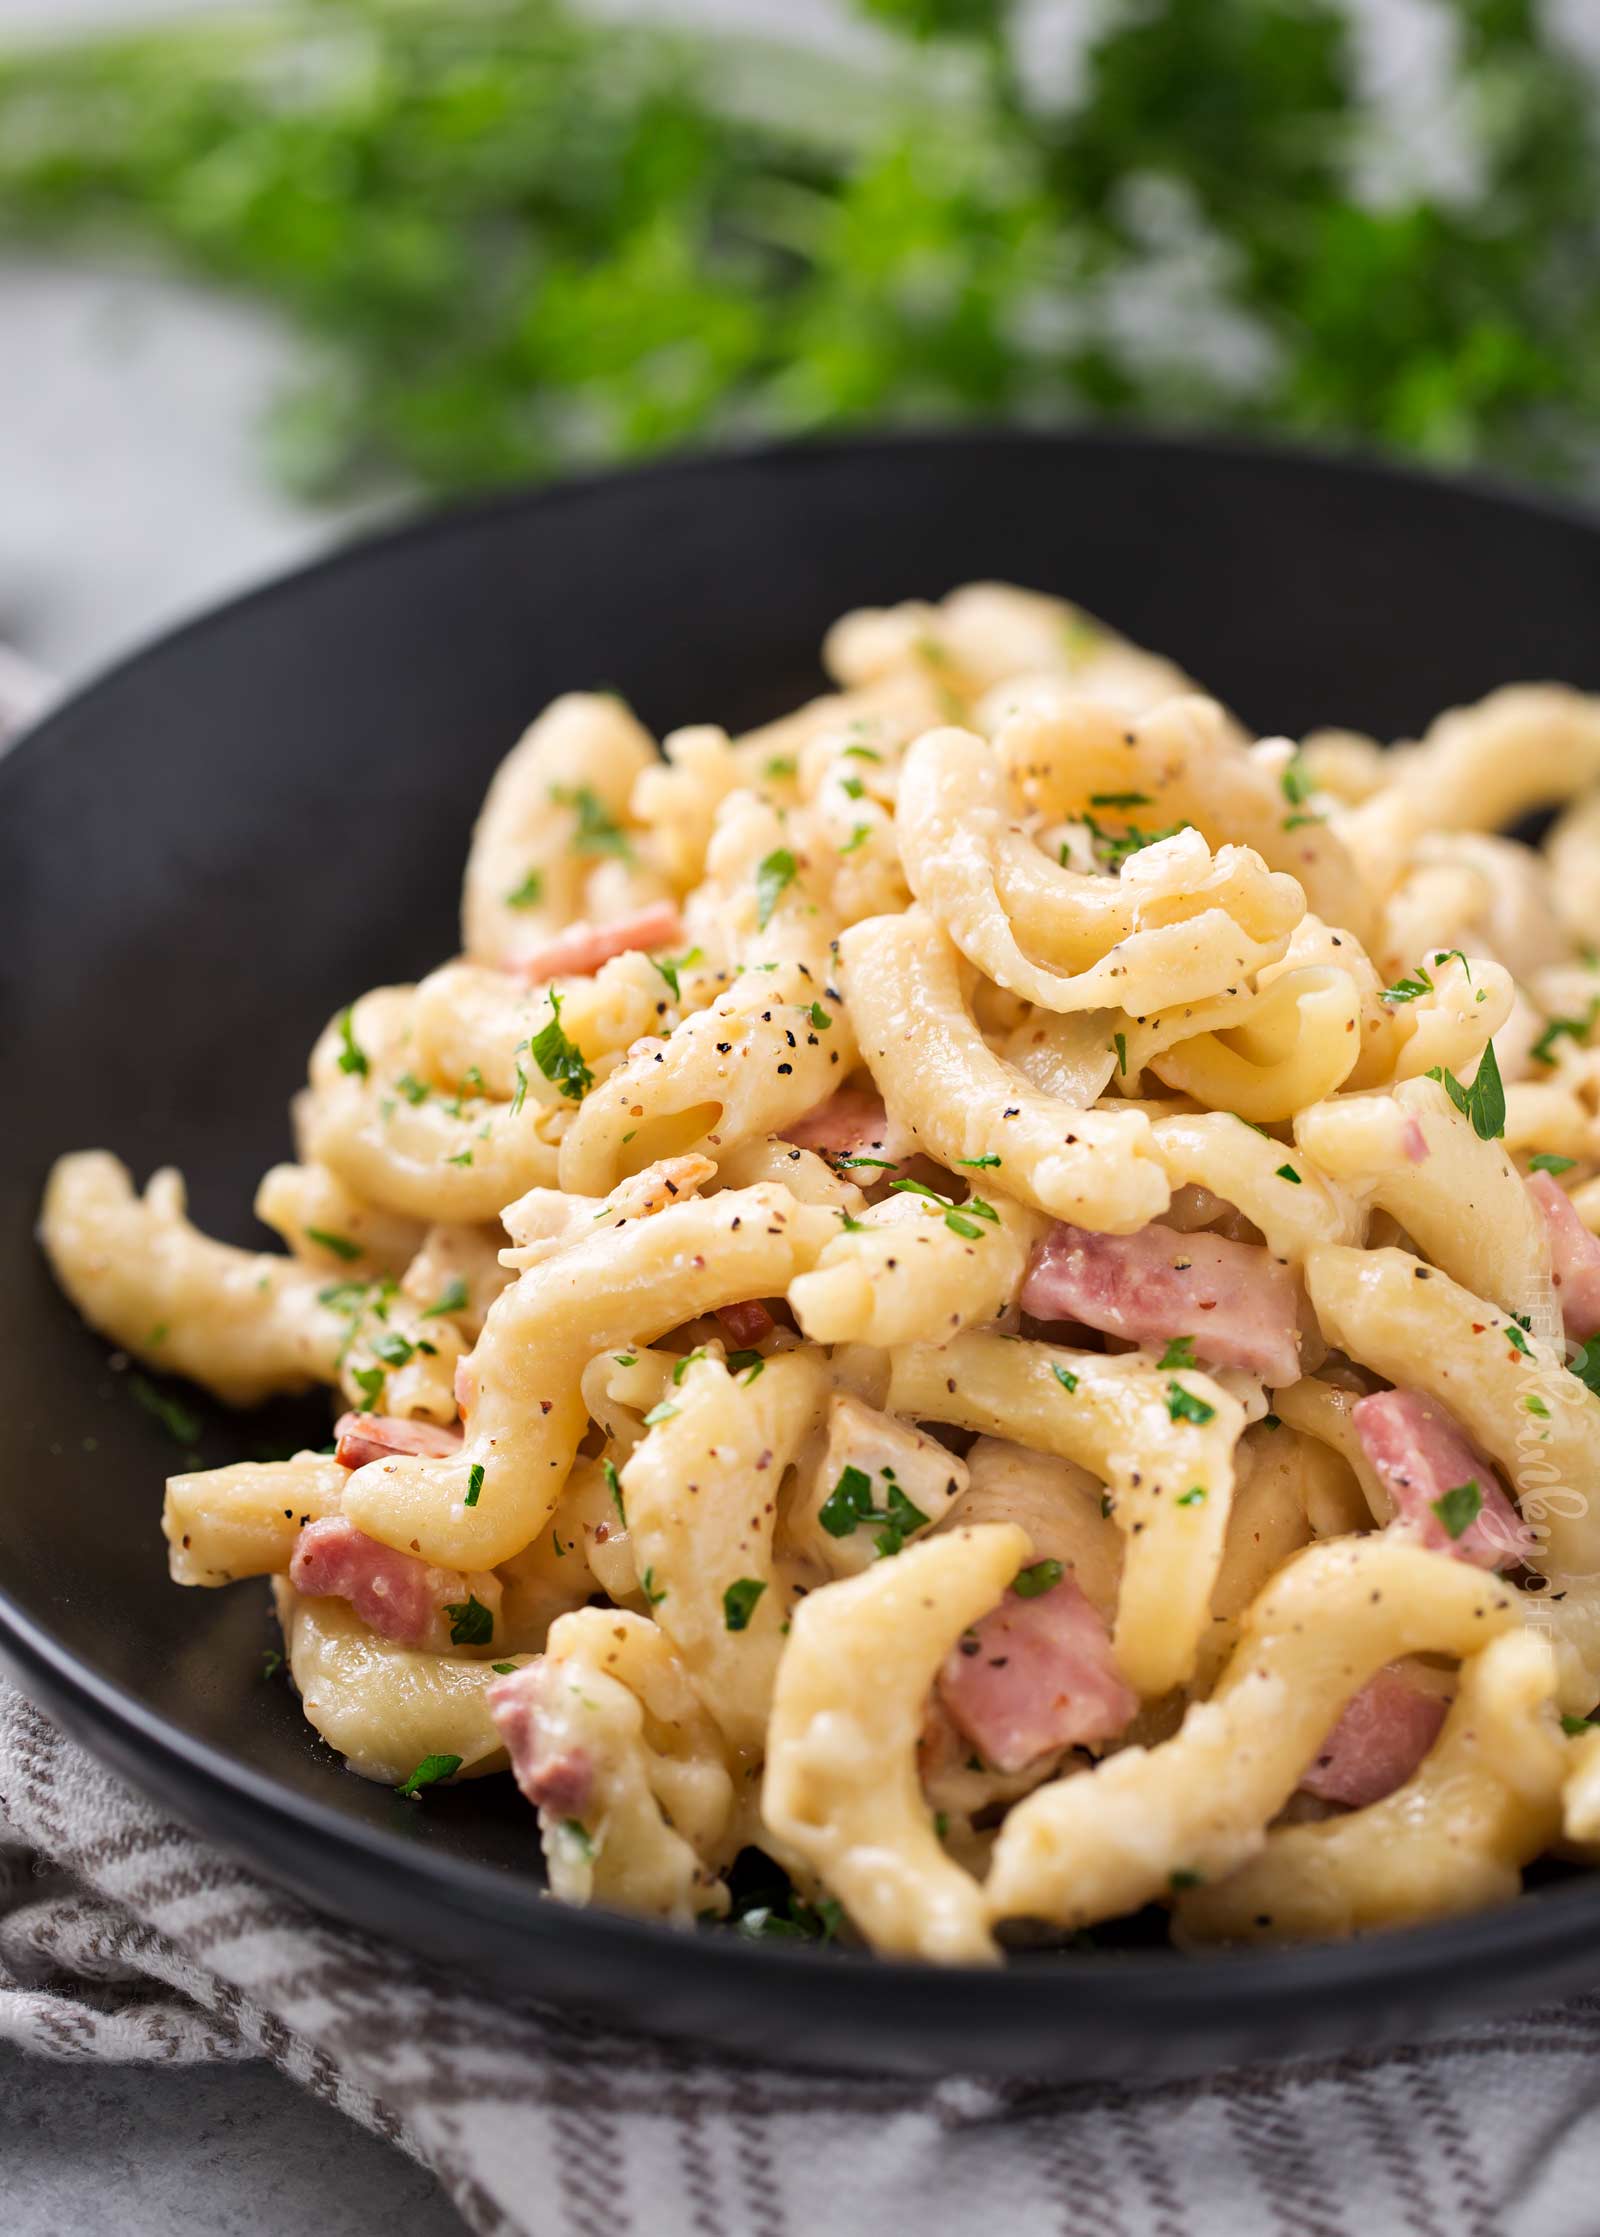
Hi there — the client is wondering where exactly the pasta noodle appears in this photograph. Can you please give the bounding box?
[39,579,1600,1961]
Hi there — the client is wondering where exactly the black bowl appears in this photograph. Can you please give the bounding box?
[6,429,1600,2080]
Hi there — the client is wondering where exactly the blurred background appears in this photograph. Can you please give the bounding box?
[4,0,1600,694]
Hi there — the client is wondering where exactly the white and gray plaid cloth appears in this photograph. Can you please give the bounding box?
[6,1678,1600,2237]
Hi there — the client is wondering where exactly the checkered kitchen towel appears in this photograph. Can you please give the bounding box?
[5,1683,1600,2237]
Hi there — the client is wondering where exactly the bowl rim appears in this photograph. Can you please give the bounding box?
[9,421,1600,2051]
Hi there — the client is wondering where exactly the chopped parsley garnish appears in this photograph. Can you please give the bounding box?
[1157,1336,1196,1371]
[834,1153,896,1170]
[504,869,544,908]
[1283,811,1324,831]
[445,1593,494,1646]
[1165,1382,1216,1425]
[642,1398,680,1427]
[491,1661,518,1676]
[1113,1031,1128,1074]
[641,1567,667,1607]
[1089,790,1151,809]
[755,847,798,928]
[396,1070,430,1105]
[1562,1715,1598,1737]
[722,1578,767,1631]
[614,1351,637,1367]
[307,1226,363,1262]
[396,1753,462,1797]
[1426,1042,1505,1141]
[530,988,594,1102]
[351,1364,387,1408]
[887,1174,997,1240]
[335,1006,369,1077]
[128,1374,203,1447]
[445,1149,474,1167]
[1052,1362,1080,1394]
[672,1347,708,1384]
[1532,999,1600,1067]
[839,823,871,855]
[510,1062,528,1117]
[1275,1163,1302,1185]
[1082,811,1189,870]
[464,1462,485,1508]
[806,999,832,1030]
[842,743,881,762]
[957,1154,1001,1168]
[841,774,866,799]
[602,1457,626,1525]
[422,1276,469,1319]
[1504,1320,1533,1359]
[1530,1153,1578,1176]
[371,1331,415,1368]
[1169,1867,1205,1891]
[561,1818,595,1859]
[725,1350,766,1384]
[1431,1478,1483,1540]
[651,947,703,1002]
[817,1465,929,1557]
[763,754,798,780]
[1176,1485,1207,1506]
[261,1649,283,1679]
[733,1892,843,1943]
[1280,757,1313,806]
[1527,1394,1551,1418]
[1013,1558,1064,1598]
[550,783,632,860]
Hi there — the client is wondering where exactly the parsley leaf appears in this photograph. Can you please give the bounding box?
[755,848,797,928]
[336,1006,369,1077]
[306,1226,362,1262]
[530,988,594,1102]
[129,1374,202,1447]
[1051,1362,1079,1394]
[550,783,632,860]
[445,1593,494,1646]
[1530,1153,1578,1176]
[1532,999,1600,1067]
[1013,1558,1064,1597]
[1426,1042,1505,1141]
[1165,1381,1216,1425]
[505,869,544,909]
[1157,1336,1196,1371]
[422,1276,469,1319]
[396,1753,462,1797]
[722,1577,767,1631]
[464,1462,485,1508]
[1431,1479,1483,1540]
[602,1457,626,1525]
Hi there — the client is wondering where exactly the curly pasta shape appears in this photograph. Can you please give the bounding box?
[985,1538,1520,1932]
[1177,1630,1564,1942]
[274,1582,519,1785]
[1147,966,1364,1121]
[461,691,662,966]
[884,1332,1245,1697]
[621,1352,828,1759]
[788,1189,1045,1349]
[340,1183,836,1570]
[838,910,1169,1233]
[1147,1111,1360,1263]
[558,950,854,1194]
[165,1456,348,1585]
[40,1152,344,1404]
[763,1523,1031,1962]
[896,726,1301,1013]
[254,1163,425,1277]
[1303,1244,1600,1572]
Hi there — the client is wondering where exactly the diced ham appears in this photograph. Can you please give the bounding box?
[1529,1170,1600,1341]
[1300,1666,1448,1807]
[782,1085,915,1165]
[718,1299,776,1348]
[1402,1116,1429,1164]
[512,901,683,985]
[333,1411,464,1470]
[289,1516,454,1647]
[936,1574,1136,1774]
[1021,1220,1301,1384]
[488,1661,595,1816]
[1353,1388,1534,1570]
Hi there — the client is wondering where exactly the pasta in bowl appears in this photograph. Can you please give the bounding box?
[38,578,1600,1965]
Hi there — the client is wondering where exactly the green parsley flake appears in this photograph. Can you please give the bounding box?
[1169,1867,1205,1891]
[491,1661,518,1676]
[336,1006,369,1077]
[1166,1382,1216,1425]
[445,1593,494,1646]
[1280,758,1313,806]
[1176,1485,1208,1507]
[724,1350,766,1384]
[371,1331,415,1368]
[1052,1362,1079,1394]
[957,1154,1001,1169]
[841,774,866,800]
[722,1578,767,1631]
[530,988,594,1102]
[1530,1153,1578,1176]
[1113,1031,1128,1074]
[129,1373,203,1447]
[1157,1336,1196,1371]
[602,1457,626,1525]
[560,1818,595,1859]
[307,1226,362,1262]
[550,783,632,861]
[445,1149,474,1167]
[1532,998,1600,1067]
[755,847,798,928]
[1089,790,1151,809]
[351,1364,387,1409]
[261,1649,283,1679]
[763,754,798,780]
[641,1567,667,1607]
[1013,1558,1064,1598]
[396,1753,462,1797]
[1431,1478,1483,1540]
[505,869,544,908]
[422,1276,469,1319]
[1527,1395,1551,1418]
[642,1398,679,1427]
[807,999,832,1030]
[1425,1042,1506,1141]
[396,1071,430,1105]
[510,1062,529,1117]
[817,1465,929,1557]
[1276,1163,1302,1184]
[464,1462,485,1508]
[1562,1715,1598,1737]
[839,823,871,855]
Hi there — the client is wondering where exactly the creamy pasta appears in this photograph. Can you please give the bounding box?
[40,583,1600,1963]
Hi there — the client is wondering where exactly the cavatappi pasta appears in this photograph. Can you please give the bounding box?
[40,582,1600,1962]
